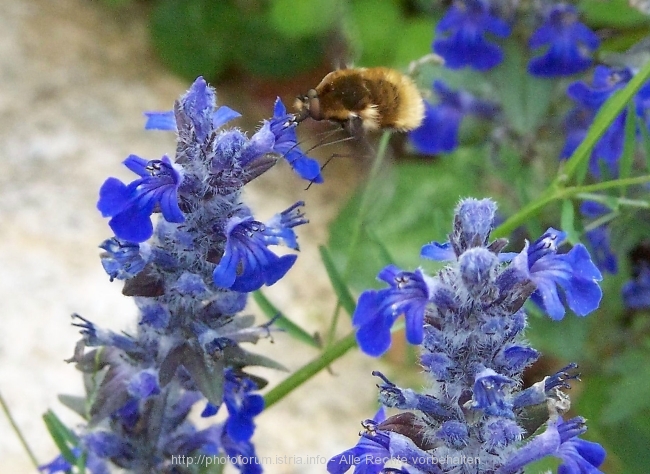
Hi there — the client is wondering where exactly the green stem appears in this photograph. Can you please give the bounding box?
[0,390,39,468]
[263,331,357,409]
[325,132,392,346]
[343,131,391,279]
[575,192,650,209]
[584,212,620,232]
[494,175,650,238]
[564,175,650,194]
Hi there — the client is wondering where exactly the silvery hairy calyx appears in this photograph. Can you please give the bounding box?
[329,199,607,474]
[39,77,321,474]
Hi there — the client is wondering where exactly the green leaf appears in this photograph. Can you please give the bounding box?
[619,102,637,196]
[223,346,289,372]
[150,0,237,80]
[366,227,396,265]
[580,0,650,28]
[199,458,226,474]
[42,410,79,465]
[57,394,87,419]
[560,199,580,245]
[182,347,225,406]
[602,354,650,423]
[76,451,87,474]
[329,149,483,290]
[392,17,435,69]
[235,16,324,78]
[319,245,357,316]
[524,457,559,474]
[638,115,650,172]
[526,311,589,360]
[487,39,555,135]
[269,0,340,39]
[252,291,320,348]
[349,0,403,66]
[600,417,650,474]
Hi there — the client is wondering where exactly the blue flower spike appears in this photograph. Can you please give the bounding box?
[336,198,605,473]
[528,4,599,77]
[79,77,314,472]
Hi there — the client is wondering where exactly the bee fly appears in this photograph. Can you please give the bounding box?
[292,67,425,133]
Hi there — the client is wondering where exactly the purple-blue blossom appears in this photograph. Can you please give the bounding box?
[327,408,390,474]
[518,228,603,320]
[262,201,308,250]
[623,262,650,309]
[409,80,499,154]
[269,98,323,183]
[144,76,241,139]
[433,0,511,71]
[563,66,650,175]
[99,238,150,281]
[223,371,265,443]
[528,4,599,77]
[472,368,514,418]
[97,155,184,243]
[580,201,617,274]
[212,208,305,293]
[497,416,606,474]
[353,265,432,357]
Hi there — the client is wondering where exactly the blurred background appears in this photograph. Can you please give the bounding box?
[1,0,650,472]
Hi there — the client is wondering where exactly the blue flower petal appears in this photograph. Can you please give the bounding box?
[353,266,430,356]
[523,230,602,320]
[97,156,184,242]
[212,216,300,293]
[144,111,176,130]
[421,241,456,261]
[97,178,130,217]
[327,409,389,474]
[410,81,498,154]
[622,265,650,309]
[213,106,242,129]
[108,201,155,243]
[433,0,510,71]
[409,101,462,154]
[353,291,394,357]
[268,98,323,183]
[528,5,598,77]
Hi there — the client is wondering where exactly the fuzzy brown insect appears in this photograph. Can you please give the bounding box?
[293,67,425,133]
